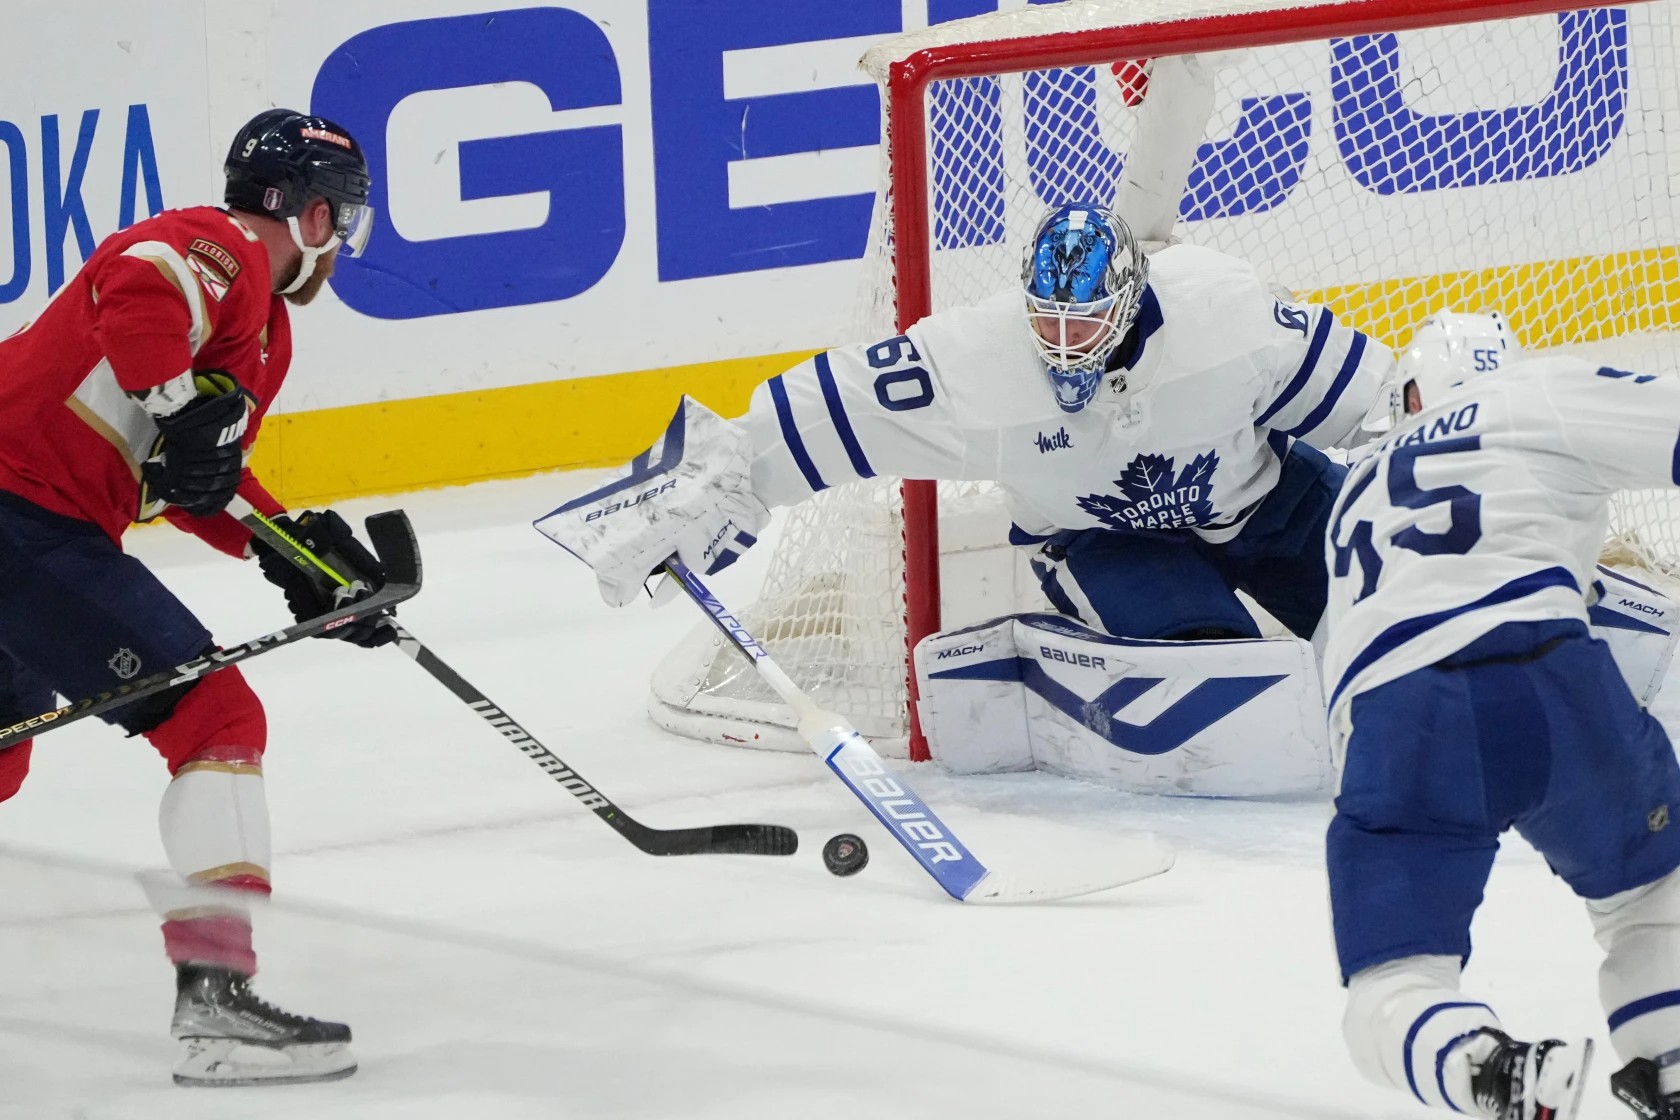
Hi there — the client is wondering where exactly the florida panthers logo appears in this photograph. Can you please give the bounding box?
[1077,451,1220,530]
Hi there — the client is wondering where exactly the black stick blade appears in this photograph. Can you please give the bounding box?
[703,824,800,856]
[609,815,799,857]
[364,510,422,589]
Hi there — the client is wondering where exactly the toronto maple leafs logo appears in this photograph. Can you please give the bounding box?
[1076,451,1220,530]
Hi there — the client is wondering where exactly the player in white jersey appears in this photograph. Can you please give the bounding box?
[550,202,1393,646]
[1323,312,1680,1119]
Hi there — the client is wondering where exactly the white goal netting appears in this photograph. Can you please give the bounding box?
[652,0,1680,757]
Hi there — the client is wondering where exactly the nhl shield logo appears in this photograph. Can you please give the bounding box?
[107,648,141,680]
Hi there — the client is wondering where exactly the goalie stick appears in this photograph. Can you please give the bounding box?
[0,510,421,750]
[231,500,797,858]
[661,558,1174,903]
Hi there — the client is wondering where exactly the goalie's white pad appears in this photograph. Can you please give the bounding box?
[915,614,1331,797]
[1590,564,1680,706]
[535,397,770,607]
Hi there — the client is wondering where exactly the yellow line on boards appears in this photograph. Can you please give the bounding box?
[246,349,814,508]
[1301,245,1680,350]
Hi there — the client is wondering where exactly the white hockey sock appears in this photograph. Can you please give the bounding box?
[158,754,272,889]
[1344,955,1502,1113]
[145,753,272,972]
[1590,866,1680,1068]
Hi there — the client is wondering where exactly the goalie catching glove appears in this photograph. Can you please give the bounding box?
[250,509,396,648]
[535,397,769,606]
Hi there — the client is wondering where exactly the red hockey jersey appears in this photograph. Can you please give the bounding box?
[0,206,290,557]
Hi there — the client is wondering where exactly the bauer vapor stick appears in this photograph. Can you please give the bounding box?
[0,510,421,750]
[662,559,1174,902]
[231,500,797,858]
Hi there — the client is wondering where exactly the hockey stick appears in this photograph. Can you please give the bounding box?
[661,558,1174,902]
[230,501,798,858]
[0,510,421,750]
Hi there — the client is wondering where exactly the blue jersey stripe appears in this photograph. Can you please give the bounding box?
[1330,566,1579,711]
[1434,1026,1486,1112]
[1670,431,1680,484]
[1132,287,1164,354]
[1403,1002,1490,1106]
[1609,988,1680,1032]
[1283,330,1367,439]
[814,351,875,481]
[1256,308,1334,426]
[768,374,827,494]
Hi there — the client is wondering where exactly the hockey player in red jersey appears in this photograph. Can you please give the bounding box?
[0,109,391,1086]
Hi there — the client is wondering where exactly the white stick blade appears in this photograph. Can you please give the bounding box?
[960,832,1175,904]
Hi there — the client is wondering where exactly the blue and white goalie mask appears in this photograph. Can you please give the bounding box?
[1022,203,1148,413]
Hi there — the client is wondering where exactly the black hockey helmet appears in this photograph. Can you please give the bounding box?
[224,109,374,256]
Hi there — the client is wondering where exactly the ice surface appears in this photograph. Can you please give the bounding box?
[0,472,1648,1118]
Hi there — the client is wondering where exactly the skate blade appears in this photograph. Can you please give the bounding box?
[173,1037,357,1087]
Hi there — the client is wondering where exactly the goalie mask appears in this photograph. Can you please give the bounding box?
[1394,310,1517,422]
[1022,203,1148,413]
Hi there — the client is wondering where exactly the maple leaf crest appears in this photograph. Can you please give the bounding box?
[1117,453,1173,504]
[1076,450,1222,530]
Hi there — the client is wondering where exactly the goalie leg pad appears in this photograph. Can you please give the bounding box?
[1590,564,1680,707]
[915,613,1331,796]
[913,617,1033,774]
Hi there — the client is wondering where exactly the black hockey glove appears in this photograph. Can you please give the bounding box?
[251,509,396,649]
[139,371,251,517]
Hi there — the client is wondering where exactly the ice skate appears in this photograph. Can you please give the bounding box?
[1450,1028,1591,1120]
[170,963,357,1087]
[1611,1056,1680,1119]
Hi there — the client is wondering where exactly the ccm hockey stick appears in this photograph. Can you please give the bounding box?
[662,558,1174,902]
[231,500,798,858]
[0,510,420,750]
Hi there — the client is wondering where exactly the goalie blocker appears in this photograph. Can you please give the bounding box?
[915,566,1678,798]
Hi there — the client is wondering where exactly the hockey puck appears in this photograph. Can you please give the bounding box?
[822,833,869,876]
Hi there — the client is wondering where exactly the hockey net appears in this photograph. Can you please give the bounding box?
[651,0,1680,760]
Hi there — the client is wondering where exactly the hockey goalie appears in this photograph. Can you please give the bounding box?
[543,201,1680,800]
[547,199,1390,796]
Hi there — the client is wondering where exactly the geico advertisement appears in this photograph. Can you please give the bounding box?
[0,1,1671,415]
[271,0,922,412]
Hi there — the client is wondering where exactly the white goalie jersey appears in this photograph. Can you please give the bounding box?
[1324,356,1680,737]
[743,244,1392,541]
